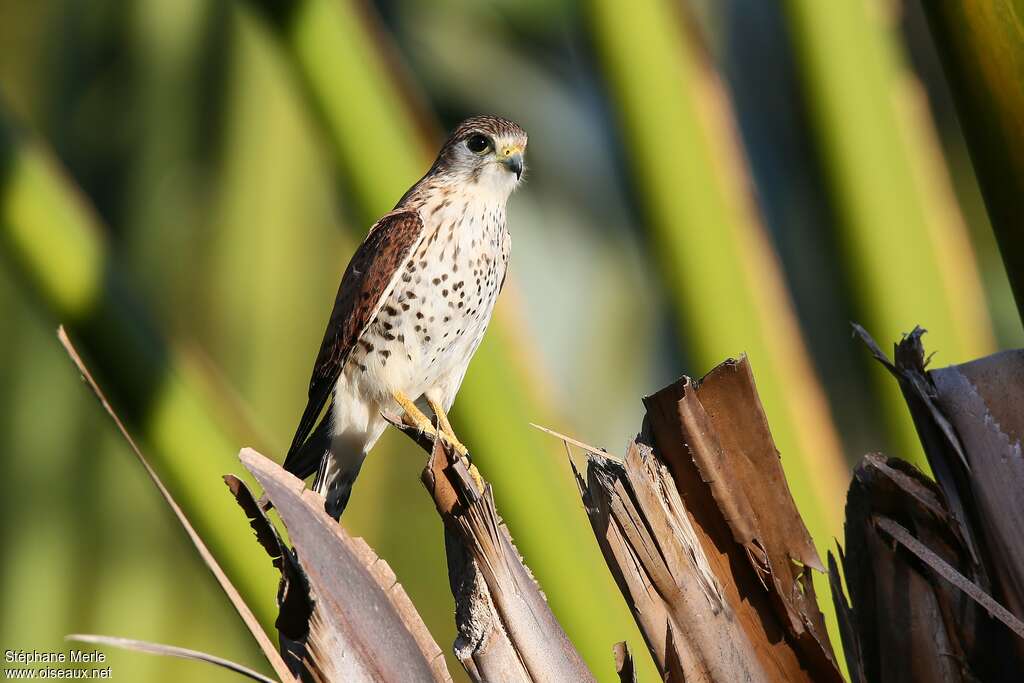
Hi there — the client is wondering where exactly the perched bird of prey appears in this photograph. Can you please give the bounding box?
[283,115,527,519]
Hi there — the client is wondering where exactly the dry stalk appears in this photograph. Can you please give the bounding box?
[232,448,451,683]
[562,355,841,682]
[389,419,596,683]
[834,327,1024,681]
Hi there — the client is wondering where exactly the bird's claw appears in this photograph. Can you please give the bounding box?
[441,431,470,458]
[397,403,468,460]
[394,392,475,485]
[400,410,436,439]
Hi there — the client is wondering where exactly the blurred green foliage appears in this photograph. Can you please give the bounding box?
[587,0,849,548]
[783,0,997,466]
[0,1,1019,681]
[922,0,1024,323]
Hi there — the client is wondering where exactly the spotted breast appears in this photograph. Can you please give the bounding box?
[344,189,511,414]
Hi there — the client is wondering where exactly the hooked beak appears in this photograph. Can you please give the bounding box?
[500,148,524,180]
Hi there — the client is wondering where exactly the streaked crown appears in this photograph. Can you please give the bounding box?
[444,115,528,149]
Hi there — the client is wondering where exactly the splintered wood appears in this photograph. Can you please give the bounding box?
[574,356,841,683]
[417,437,596,683]
[231,448,451,683]
[837,327,1024,682]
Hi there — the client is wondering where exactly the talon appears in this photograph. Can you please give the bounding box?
[394,391,438,439]
[446,435,470,458]
[426,397,469,456]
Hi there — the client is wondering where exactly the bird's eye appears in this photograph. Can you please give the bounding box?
[466,134,490,154]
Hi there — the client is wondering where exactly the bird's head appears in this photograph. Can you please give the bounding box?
[434,115,528,197]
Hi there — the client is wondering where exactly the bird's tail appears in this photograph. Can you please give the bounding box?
[312,433,367,521]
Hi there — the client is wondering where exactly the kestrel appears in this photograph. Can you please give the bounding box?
[283,115,527,519]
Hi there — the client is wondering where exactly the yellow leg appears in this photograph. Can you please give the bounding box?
[426,397,483,492]
[394,391,438,438]
[395,392,471,461]
[426,397,468,456]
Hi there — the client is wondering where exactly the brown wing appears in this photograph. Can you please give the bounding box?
[283,211,424,474]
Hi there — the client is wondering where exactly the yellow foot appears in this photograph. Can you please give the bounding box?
[395,391,470,457]
[426,397,469,457]
[393,394,479,492]
[394,391,439,439]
